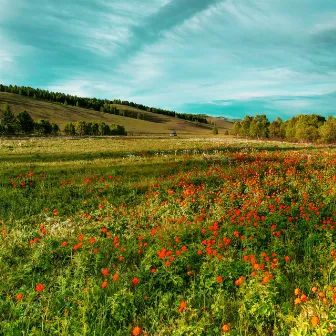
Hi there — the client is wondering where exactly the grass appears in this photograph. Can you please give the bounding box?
[0,136,335,335]
[0,93,233,135]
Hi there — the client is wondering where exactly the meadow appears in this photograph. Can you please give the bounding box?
[0,136,335,335]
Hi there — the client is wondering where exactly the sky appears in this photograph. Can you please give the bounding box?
[0,0,336,120]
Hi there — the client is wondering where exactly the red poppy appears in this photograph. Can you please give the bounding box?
[102,268,109,276]
[35,283,44,292]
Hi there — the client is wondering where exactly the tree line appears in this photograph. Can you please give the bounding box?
[0,104,60,135]
[63,121,127,136]
[0,84,208,124]
[0,104,127,136]
[231,114,336,142]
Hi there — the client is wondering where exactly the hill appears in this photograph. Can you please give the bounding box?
[0,92,234,135]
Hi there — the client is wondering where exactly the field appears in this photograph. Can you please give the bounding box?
[0,136,335,335]
[0,93,233,135]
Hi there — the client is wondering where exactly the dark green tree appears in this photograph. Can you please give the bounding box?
[35,120,52,135]
[0,104,16,134]
[15,111,35,134]
[64,123,76,135]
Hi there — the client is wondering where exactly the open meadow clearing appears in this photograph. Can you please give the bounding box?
[0,137,335,336]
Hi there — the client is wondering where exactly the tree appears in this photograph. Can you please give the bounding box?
[249,115,270,138]
[110,124,127,135]
[295,114,323,142]
[240,116,253,137]
[75,120,87,136]
[51,123,60,135]
[212,126,218,135]
[0,104,16,134]
[64,123,76,135]
[15,111,35,134]
[35,120,52,135]
[231,121,242,136]
[269,117,284,138]
[319,116,336,142]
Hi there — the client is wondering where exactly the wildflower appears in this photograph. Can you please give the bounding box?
[35,283,44,292]
[16,293,23,301]
[222,324,230,332]
[132,277,139,285]
[61,241,67,247]
[312,286,318,293]
[101,281,108,289]
[284,256,290,262]
[311,316,319,327]
[294,298,301,305]
[132,326,141,336]
[294,288,301,296]
[102,268,109,276]
[112,274,119,281]
[216,276,223,283]
[300,294,308,301]
[178,300,187,312]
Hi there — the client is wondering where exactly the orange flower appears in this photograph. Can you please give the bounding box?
[222,324,230,332]
[112,274,119,281]
[178,300,187,312]
[101,281,108,289]
[318,292,325,298]
[16,293,23,301]
[294,298,301,305]
[216,276,223,283]
[35,283,44,292]
[102,268,109,276]
[132,277,139,285]
[311,316,319,327]
[312,286,318,293]
[284,256,290,262]
[132,326,141,336]
[294,288,301,296]
[61,241,67,247]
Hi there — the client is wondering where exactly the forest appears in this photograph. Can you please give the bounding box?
[0,104,127,136]
[0,84,208,124]
[231,114,336,142]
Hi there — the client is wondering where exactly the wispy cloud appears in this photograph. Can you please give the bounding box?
[0,0,335,119]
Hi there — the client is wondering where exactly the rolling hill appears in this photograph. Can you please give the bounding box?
[0,92,234,135]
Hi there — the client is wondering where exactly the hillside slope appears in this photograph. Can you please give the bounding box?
[0,92,234,135]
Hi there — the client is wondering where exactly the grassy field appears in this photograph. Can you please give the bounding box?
[0,136,335,335]
[0,93,233,135]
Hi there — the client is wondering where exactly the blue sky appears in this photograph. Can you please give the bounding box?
[0,0,335,120]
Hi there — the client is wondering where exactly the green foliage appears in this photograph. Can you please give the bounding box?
[34,119,53,135]
[15,110,35,134]
[0,103,16,134]
[234,113,334,143]
[212,126,218,135]
[269,117,285,139]
[240,116,253,137]
[63,120,127,136]
[0,138,335,335]
[319,116,336,142]
[249,115,270,138]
